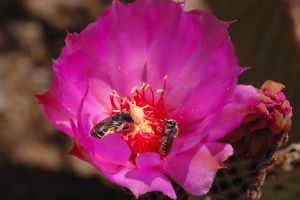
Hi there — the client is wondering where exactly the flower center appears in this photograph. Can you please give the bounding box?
[108,76,175,158]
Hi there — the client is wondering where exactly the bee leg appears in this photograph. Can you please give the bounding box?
[91,131,104,139]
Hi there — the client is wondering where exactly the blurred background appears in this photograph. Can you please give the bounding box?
[0,0,299,199]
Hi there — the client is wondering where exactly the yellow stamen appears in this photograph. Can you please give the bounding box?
[130,87,137,94]
[142,105,150,109]
[125,100,155,137]
[140,82,146,89]
[134,121,153,134]
[120,98,126,105]
[156,89,164,93]
[144,84,150,90]
[111,90,120,97]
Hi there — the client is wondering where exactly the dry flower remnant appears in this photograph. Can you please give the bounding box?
[210,81,292,200]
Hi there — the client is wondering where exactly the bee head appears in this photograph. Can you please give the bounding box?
[166,119,177,128]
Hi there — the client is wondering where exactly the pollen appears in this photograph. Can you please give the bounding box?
[129,102,145,124]
[109,76,170,158]
[156,89,164,93]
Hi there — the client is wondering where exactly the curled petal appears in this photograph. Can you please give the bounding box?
[178,85,257,153]
[90,133,131,165]
[107,167,176,199]
[204,84,258,141]
[165,142,233,196]
[136,152,162,169]
[37,76,74,137]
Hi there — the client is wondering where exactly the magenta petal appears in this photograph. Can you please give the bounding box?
[107,167,176,199]
[177,85,257,153]
[69,84,94,146]
[44,0,242,128]
[68,85,131,173]
[54,50,105,121]
[142,5,241,122]
[37,76,74,137]
[165,142,233,196]
[89,153,125,174]
[136,152,162,169]
[88,0,241,118]
[90,133,131,165]
[204,85,258,141]
[166,37,240,125]
[54,26,112,122]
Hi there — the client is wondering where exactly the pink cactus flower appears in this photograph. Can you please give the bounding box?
[37,0,258,199]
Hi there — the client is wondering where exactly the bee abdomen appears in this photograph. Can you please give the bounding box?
[160,136,174,154]
[90,126,106,138]
[90,120,113,139]
[160,119,179,155]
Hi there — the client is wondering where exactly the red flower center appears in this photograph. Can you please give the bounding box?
[109,76,171,158]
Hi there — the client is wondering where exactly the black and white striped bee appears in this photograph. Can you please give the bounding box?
[160,119,179,154]
[90,112,133,139]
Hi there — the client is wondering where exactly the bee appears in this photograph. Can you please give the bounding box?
[90,112,133,139]
[160,119,179,154]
